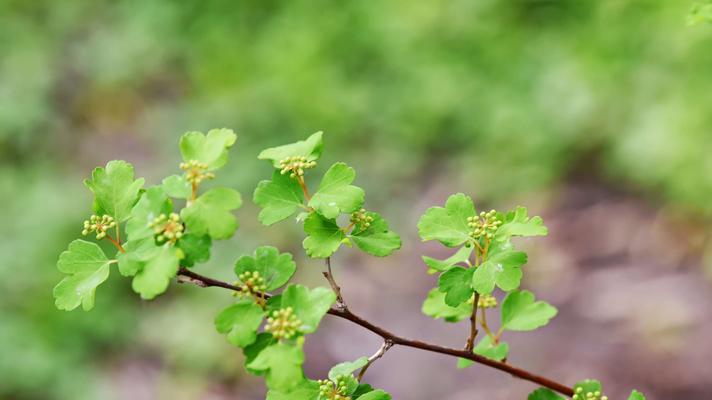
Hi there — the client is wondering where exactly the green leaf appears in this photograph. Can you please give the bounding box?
[574,380,603,398]
[266,380,321,400]
[328,357,368,381]
[215,299,266,348]
[280,284,336,333]
[246,342,305,391]
[84,160,145,222]
[308,162,365,219]
[302,212,345,258]
[125,186,172,241]
[179,128,237,170]
[458,336,509,368]
[181,187,242,239]
[527,388,565,400]
[417,193,475,247]
[350,212,401,257]
[243,333,276,374]
[471,242,527,294]
[495,206,547,241]
[501,290,557,331]
[53,240,112,311]
[422,245,473,274]
[356,390,392,400]
[234,246,297,291]
[628,390,646,400]
[176,233,211,267]
[438,267,475,307]
[258,131,324,168]
[352,384,375,398]
[162,174,191,199]
[253,170,306,226]
[421,288,472,322]
[116,237,155,277]
[131,243,180,300]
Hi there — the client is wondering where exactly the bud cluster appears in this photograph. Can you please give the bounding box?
[180,159,215,184]
[467,210,502,240]
[149,213,184,243]
[279,155,316,178]
[265,307,301,340]
[82,214,116,240]
[572,387,608,400]
[235,271,268,299]
[350,208,373,230]
[317,375,351,400]
[478,294,497,308]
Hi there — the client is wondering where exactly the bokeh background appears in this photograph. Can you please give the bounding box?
[2,1,711,399]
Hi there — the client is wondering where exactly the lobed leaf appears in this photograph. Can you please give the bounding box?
[308,162,364,219]
[350,212,401,257]
[495,206,547,241]
[471,241,527,294]
[253,170,306,225]
[422,245,473,274]
[181,187,242,239]
[438,267,475,307]
[234,246,296,291]
[162,174,191,199]
[258,131,324,168]
[302,212,345,258]
[417,193,475,247]
[53,240,112,311]
[280,284,336,333]
[421,288,472,322]
[501,290,557,332]
[328,357,368,382]
[84,160,145,222]
[176,233,211,267]
[215,299,266,348]
[179,128,237,170]
[125,186,172,242]
[246,342,305,391]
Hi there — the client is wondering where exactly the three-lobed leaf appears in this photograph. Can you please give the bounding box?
[246,342,305,391]
[422,245,472,274]
[308,162,364,219]
[181,187,242,239]
[302,212,345,258]
[501,290,557,331]
[125,186,172,241]
[179,128,237,170]
[495,206,547,241]
[215,299,266,348]
[417,193,475,247]
[350,211,401,257]
[129,243,180,300]
[53,240,112,311]
[258,131,324,168]
[234,246,296,291]
[253,170,306,225]
[438,267,475,307]
[471,241,527,294]
[84,160,145,222]
[280,284,336,333]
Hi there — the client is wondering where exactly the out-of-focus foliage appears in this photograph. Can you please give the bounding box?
[0,1,709,399]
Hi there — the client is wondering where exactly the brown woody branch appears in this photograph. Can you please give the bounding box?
[176,268,574,397]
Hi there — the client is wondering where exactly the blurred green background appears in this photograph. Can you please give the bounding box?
[1,1,711,399]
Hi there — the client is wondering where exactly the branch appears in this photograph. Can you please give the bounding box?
[357,339,393,381]
[465,292,480,351]
[322,257,346,310]
[176,268,574,397]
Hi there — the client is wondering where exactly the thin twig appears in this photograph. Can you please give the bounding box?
[175,268,574,397]
[357,340,393,381]
[323,257,346,310]
[465,292,480,351]
[105,235,125,253]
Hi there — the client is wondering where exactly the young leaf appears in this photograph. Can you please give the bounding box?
[179,128,237,170]
[253,170,306,225]
[628,390,646,400]
[258,131,324,168]
[280,284,336,333]
[350,212,401,257]
[501,290,557,331]
[421,288,472,322]
[53,240,112,311]
[162,174,191,199]
[328,357,369,381]
[125,186,172,241]
[302,212,346,258]
[495,206,547,241]
[130,243,180,300]
[215,299,266,348]
[243,332,276,374]
[181,187,242,239]
[176,233,211,267]
[417,193,476,247]
[84,160,145,222]
[356,390,392,400]
[422,245,473,274]
[438,267,475,307]
[308,162,365,219]
[234,246,297,291]
[246,342,305,391]
[457,336,509,368]
[527,388,565,400]
[471,242,527,294]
